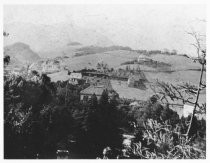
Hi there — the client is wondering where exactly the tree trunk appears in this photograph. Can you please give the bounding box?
[186,61,205,136]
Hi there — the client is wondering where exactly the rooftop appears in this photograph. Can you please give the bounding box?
[129,73,147,81]
[80,85,106,96]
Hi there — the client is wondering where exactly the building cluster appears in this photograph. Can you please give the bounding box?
[68,71,115,101]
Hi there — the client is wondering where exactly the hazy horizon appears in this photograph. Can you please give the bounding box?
[4,4,206,56]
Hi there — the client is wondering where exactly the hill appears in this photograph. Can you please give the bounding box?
[61,49,205,86]
[139,53,200,71]
[20,48,205,103]
[4,42,40,64]
[63,50,140,71]
[63,49,200,71]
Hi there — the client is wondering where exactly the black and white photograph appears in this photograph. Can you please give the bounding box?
[2,0,207,159]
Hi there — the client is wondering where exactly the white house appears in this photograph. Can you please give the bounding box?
[137,55,150,62]
[69,72,82,79]
[69,72,83,85]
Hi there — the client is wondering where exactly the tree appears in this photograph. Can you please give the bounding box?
[136,65,141,72]
[4,73,60,158]
[3,31,9,37]
[89,93,98,110]
[99,90,109,106]
[3,31,10,66]
[4,55,10,65]
[185,26,206,136]
[125,65,129,71]
[171,49,177,55]
[131,97,179,129]
[151,46,206,137]
[162,48,170,55]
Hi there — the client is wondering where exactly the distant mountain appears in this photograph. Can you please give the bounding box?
[67,41,82,46]
[4,22,114,56]
[4,42,40,65]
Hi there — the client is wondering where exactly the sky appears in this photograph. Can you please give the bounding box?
[4,5,206,56]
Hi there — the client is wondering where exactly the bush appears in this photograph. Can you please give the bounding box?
[130,99,180,128]
[128,119,206,159]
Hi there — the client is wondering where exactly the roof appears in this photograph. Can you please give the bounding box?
[48,70,69,82]
[97,78,113,90]
[83,71,108,76]
[129,74,145,81]
[84,77,113,90]
[80,85,106,96]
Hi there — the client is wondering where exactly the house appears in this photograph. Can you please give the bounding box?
[127,73,147,89]
[80,85,107,101]
[69,72,84,85]
[80,83,115,101]
[42,60,61,74]
[137,55,151,63]
[69,72,82,79]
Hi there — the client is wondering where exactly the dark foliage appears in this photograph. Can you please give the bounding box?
[4,71,205,159]
[4,74,124,159]
[4,55,10,65]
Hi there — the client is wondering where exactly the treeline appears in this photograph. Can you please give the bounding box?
[121,59,171,69]
[134,49,178,55]
[75,45,132,57]
[75,46,184,58]
[73,43,184,57]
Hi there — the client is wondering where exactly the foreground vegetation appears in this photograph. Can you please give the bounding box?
[4,70,206,159]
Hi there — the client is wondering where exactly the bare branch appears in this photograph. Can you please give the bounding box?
[151,81,198,106]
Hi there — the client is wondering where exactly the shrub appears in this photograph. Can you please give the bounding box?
[128,119,206,159]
